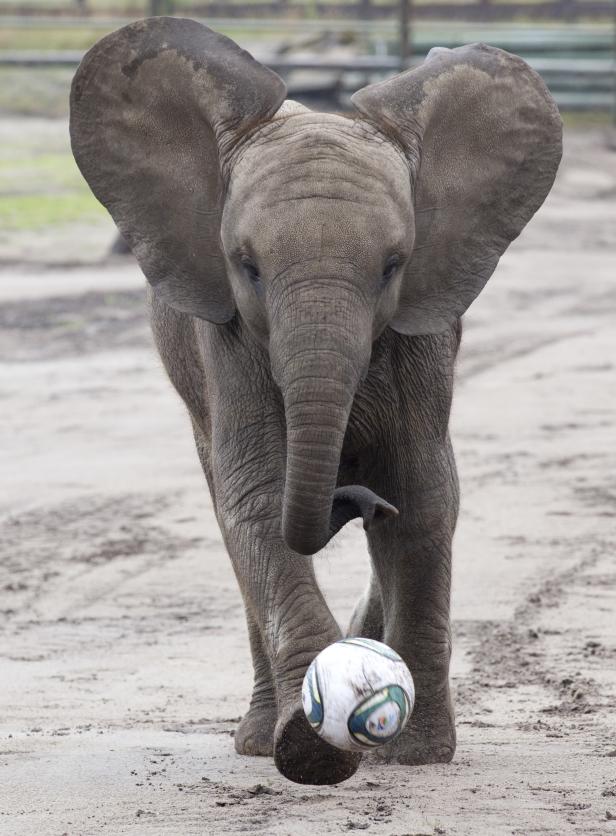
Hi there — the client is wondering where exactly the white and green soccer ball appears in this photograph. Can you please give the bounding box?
[301,638,415,752]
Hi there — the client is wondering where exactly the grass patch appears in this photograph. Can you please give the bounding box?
[0,130,107,233]
[0,26,112,51]
[562,110,613,129]
[0,151,87,191]
[0,190,106,230]
[0,67,74,117]
[0,22,292,51]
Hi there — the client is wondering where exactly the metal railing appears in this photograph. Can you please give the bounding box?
[0,0,613,21]
[1,49,613,110]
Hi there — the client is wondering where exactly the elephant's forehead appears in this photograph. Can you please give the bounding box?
[231,113,410,207]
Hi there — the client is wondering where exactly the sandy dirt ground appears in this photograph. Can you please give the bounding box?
[1,127,616,835]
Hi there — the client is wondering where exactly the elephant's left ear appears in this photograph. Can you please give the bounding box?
[352,43,562,335]
[70,17,286,322]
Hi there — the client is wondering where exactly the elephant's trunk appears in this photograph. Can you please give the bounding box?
[270,278,398,556]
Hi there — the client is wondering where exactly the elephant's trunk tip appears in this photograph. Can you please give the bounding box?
[283,485,399,556]
[282,512,330,556]
[361,497,399,531]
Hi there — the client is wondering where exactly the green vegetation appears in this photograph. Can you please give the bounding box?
[0,132,106,232]
[0,68,74,117]
[0,26,111,51]
[1,0,146,9]
[0,190,106,230]
[0,22,290,51]
[0,149,87,192]
[562,109,612,128]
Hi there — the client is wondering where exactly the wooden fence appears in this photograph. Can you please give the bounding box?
[179,1,614,22]
[2,0,614,22]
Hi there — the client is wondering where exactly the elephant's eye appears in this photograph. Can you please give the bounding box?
[381,255,400,287]
[241,256,261,285]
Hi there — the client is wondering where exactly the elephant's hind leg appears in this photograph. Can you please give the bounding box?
[365,437,459,766]
[348,572,384,641]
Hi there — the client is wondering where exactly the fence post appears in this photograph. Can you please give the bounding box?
[149,0,175,15]
[399,0,412,71]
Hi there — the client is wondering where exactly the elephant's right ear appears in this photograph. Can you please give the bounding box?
[70,17,286,321]
[352,43,562,335]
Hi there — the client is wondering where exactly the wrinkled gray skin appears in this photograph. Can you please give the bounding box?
[70,19,562,784]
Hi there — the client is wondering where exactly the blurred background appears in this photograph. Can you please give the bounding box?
[0,0,614,262]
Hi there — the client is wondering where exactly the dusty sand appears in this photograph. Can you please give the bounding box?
[1,129,616,835]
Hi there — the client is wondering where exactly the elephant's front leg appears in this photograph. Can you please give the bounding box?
[218,491,361,783]
[209,389,361,783]
[233,608,277,756]
[365,437,459,765]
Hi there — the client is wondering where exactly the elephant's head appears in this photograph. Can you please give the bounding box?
[70,19,562,555]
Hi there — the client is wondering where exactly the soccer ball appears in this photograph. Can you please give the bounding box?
[301,637,415,752]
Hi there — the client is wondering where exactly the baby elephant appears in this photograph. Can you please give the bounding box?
[71,18,561,784]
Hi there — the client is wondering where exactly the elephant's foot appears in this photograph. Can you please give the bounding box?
[234,702,277,757]
[274,703,362,785]
[371,705,456,765]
